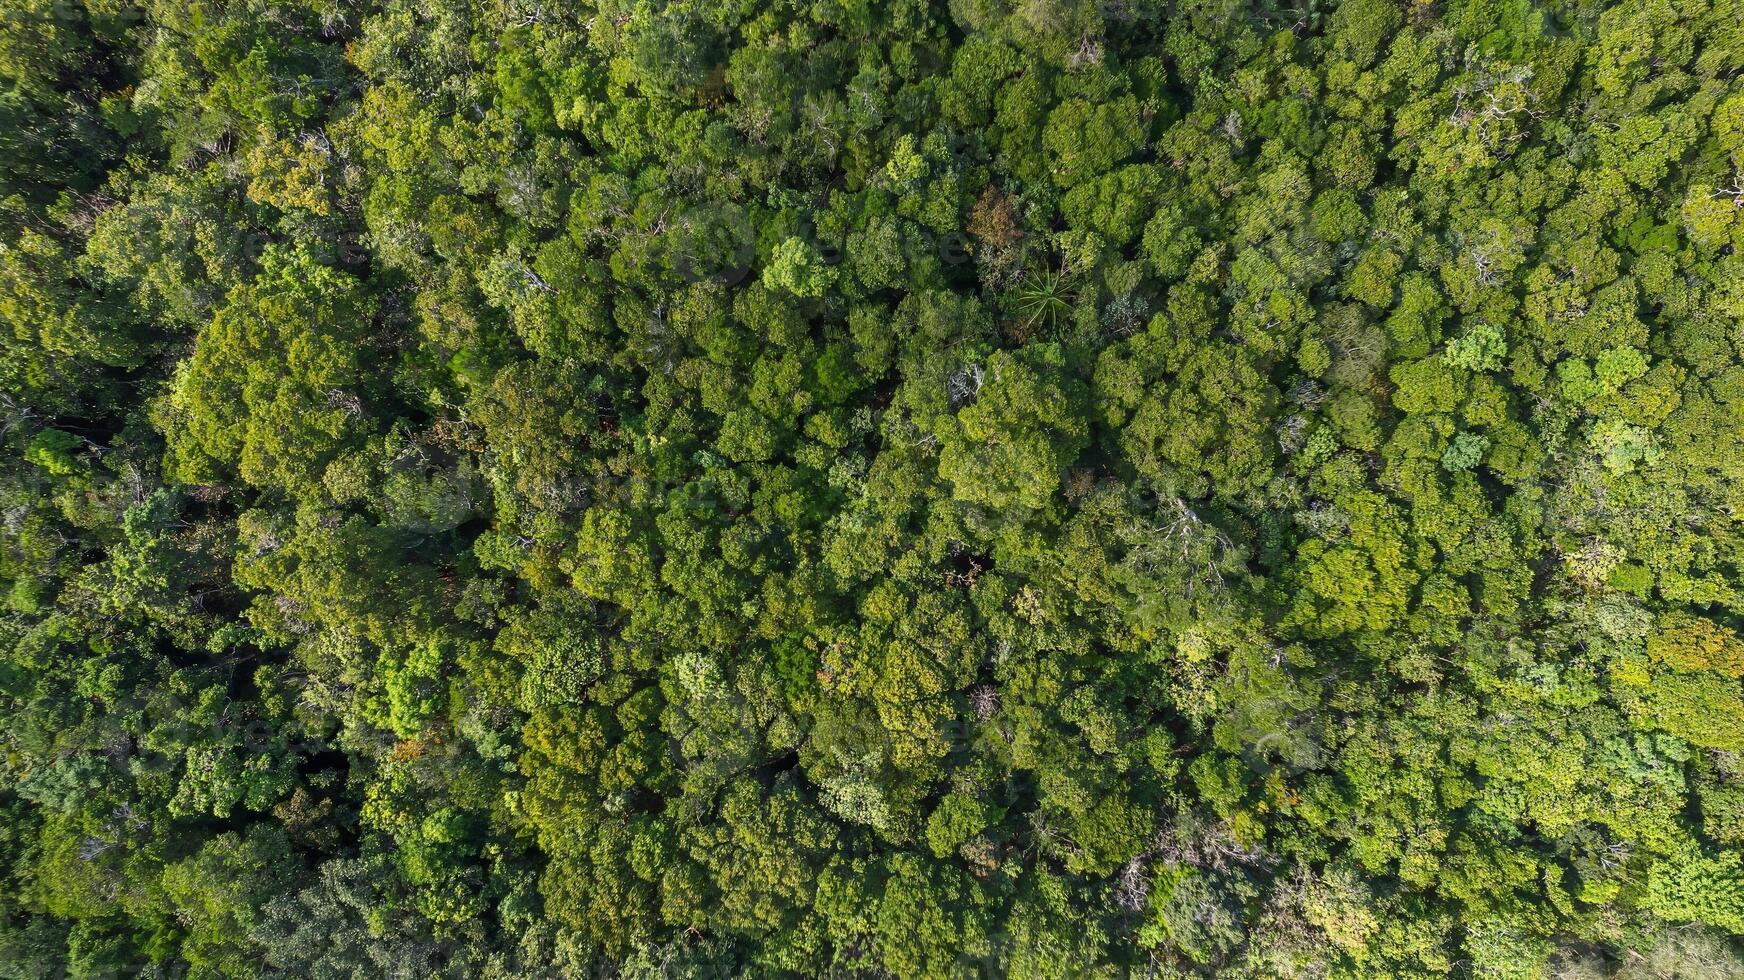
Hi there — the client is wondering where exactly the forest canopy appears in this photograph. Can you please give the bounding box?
[4,0,1744,975]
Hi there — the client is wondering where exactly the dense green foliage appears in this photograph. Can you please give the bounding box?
[4,0,1744,975]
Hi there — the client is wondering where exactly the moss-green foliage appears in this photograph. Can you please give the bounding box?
[3,0,1744,975]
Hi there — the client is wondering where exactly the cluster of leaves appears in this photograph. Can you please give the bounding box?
[4,0,1744,976]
